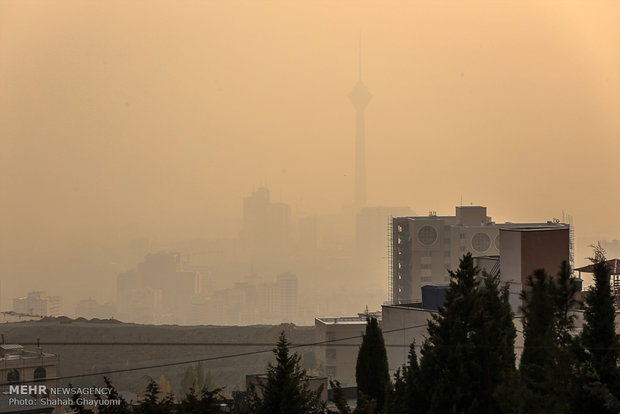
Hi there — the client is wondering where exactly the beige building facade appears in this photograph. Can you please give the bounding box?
[390,206,569,304]
[314,314,379,387]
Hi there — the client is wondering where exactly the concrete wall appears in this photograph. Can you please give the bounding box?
[315,319,366,387]
[520,228,570,283]
[381,305,434,376]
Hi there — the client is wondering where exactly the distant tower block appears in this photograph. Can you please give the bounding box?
[348,41,372,207]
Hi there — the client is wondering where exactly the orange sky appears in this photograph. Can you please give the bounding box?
[1,0,619,251]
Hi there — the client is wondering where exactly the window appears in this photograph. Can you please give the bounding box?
[326,366,336,377]
[421,276,432,282]
[459,233,466,239]
[418,226,438,245]
[421,264,432,269]
[7,369,19,384]
[422,251,432,257]
[326,348,337,360]
[472,233,491,252]
[34,367,46,380]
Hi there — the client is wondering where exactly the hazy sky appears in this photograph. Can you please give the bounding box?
[2,0,619,252]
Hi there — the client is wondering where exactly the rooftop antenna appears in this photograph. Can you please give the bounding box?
[358,32,362,81]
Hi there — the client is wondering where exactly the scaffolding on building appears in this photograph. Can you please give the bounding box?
[568,214,575,274]
[387,216,393,305]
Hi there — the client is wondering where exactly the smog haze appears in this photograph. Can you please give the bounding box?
[1,1,619,322]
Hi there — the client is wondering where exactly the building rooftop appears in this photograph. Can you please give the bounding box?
[382,303,432,312]
[315,316,381,325]
[0,343,56,359]
[575,259,620,275]
[499,224,569,232]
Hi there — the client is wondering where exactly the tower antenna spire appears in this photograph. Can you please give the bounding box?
[349,34,372,207]
[358,33,362,80]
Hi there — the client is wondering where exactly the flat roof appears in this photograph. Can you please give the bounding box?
[499,225,569,232]
[382,303,435,313]
[1,351,56,360]
[315,316,380,325]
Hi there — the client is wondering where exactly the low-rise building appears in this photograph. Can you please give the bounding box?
[0,342,58,402]
[315,312,380,386]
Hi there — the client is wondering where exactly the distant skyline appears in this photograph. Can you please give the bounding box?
[1,1,618,249]
[1,1,618,314]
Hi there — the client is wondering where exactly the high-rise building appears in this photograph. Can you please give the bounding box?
[12,291,62,317]
[116,252,198,323]
[390,206,569,304]
[239,187,290,257]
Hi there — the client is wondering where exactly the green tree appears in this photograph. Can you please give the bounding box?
[418,253,516,414]
[96,377,131,414]
[519,269,561,413]
[179,385,226,413]
[328,380,352,414]
[582,245,620,403]
[133,376,175,414]
[248,331,325,414]
[518,260,618,414]
[69,384,93,414]
[471,271,517,413]
[389,342,421,414]
[355,316,390,413]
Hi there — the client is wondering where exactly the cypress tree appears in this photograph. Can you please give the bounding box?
[133,377,175,414]
[355,316,390,413]
[519,269,558,412]
[329,380,352,414]
[419,253,479,413]
[582,245,620,400]
[418,253,516,414]
[518,261,614,414]
[249,331,325,414]
[520,267,581,414]
[389,342,421,414]
[179,385,226,413]
[471,271,517,413]
[96,377,130,414]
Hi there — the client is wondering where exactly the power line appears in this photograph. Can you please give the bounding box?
[14,321,605,385]
[18,323,430,384]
